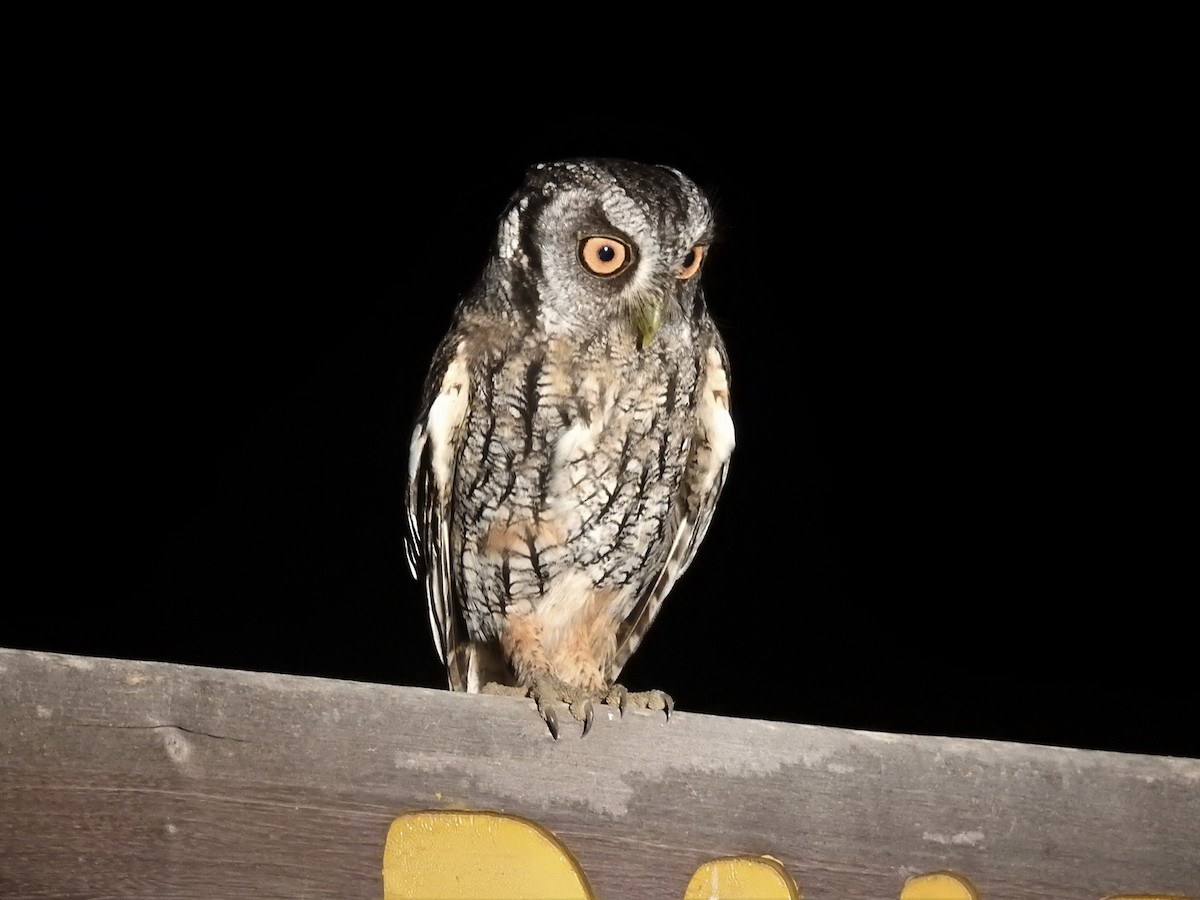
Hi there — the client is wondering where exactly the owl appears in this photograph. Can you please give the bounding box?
[405,159,734,738]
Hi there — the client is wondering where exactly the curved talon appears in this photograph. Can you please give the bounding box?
[606,684,629,717]
[581,699,595,738]
[663,692,674,722]
[543,704,560,741]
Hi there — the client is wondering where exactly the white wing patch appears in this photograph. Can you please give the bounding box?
[406,343,470,678]
[694,346,735,496]
[426,352,470,489]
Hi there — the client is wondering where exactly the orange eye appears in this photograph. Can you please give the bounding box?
[678,245,705,280]
[578,236,631,276]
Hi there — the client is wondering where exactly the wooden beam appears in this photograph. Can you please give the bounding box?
[1,648,1196,898]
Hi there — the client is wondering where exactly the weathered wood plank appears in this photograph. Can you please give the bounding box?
[1,648,1197,899]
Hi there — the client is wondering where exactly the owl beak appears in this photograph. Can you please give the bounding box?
[632,296,663,348]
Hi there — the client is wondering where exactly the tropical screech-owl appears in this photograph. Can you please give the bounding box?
[405,159,734,738]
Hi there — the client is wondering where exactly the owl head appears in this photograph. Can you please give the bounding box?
[494,158,715,347]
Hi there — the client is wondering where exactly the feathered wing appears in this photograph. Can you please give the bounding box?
[611,337,735,678]
[405,338,472,691]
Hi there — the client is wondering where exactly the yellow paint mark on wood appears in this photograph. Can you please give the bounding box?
[901,871,979,900]
[683,855,800,900]
[380,811,1197,900]
[382,810,594,900]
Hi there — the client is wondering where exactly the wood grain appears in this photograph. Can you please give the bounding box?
[1,648,1197,899]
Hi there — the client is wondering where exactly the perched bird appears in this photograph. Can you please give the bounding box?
[405,159,734,737]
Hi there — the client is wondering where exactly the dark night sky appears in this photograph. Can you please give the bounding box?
[11,76,1195,759]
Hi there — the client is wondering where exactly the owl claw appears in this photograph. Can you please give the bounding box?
[580,699,595,738]
[604,684,629,717]
[542,703,560,741]
[527,676,565,740]
[613,687,675,723]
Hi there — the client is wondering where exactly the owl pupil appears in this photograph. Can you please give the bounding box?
[683,250,696,267]
[597,245,615,263]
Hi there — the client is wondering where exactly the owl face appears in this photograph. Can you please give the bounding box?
[496,159,715,345]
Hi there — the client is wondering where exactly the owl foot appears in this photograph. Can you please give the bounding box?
[479,680,558,738]
[527,675,599,740]
[482,679,673,738]
[547,683,674,738]
[480,678,587,739]
[606,684,674,722]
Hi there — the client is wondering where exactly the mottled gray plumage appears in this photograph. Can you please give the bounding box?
[406,159,733,729]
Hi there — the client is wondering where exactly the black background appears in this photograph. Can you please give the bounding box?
[12,70,1195,759]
